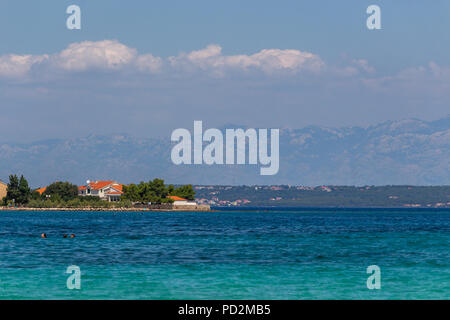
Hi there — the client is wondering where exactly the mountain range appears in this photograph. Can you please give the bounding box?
[0,116,449,187]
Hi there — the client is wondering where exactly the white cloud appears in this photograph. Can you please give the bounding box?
[170,44,325,74]
[0,54,48,77]
[53,40,137,71]
[135,54,163,73]
[328,58,376,77]
[0,41,326,78]
[248,48,324,73]
[188,44,223,61]
[4,40,430,83]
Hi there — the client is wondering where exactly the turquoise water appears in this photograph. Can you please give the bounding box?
[0,208,449,299]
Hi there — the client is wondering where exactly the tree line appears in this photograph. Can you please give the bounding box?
[1,175,195,208]
[121,179,195,203]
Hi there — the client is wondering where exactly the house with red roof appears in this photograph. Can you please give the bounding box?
[78,180,124,202]
[167,195,197,206]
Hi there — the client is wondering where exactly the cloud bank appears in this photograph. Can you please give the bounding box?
[0,40,326,78]
[168,44,325,75]
[0,40,449,143]
[0,54,48,77]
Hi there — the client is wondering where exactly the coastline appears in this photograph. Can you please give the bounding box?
[0,205,211,212]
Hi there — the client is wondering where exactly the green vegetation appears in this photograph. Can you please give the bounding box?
[27,196,133,209]
[170,184,195,201]
[122,179,171,204]
[2,175,189,209]
[122,179,195,203]
[2,175,31,206]
[1,174,196,208]
[43,181,78,201]
[1,173,448,209]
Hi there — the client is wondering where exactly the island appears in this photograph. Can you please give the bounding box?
[0,175,210,211]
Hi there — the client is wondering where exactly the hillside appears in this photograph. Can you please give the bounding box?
[0,116,449,187]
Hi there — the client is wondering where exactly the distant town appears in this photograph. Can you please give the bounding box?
[194,185,450,208]
[2,176,449,209]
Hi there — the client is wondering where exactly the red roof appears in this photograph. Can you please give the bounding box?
[36,187,47,195]
[113,184,123,192]
[168,196,186,201]
[89,181,116,190]
[79,181,123,190]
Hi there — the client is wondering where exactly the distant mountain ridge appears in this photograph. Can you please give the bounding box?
[0,116,449,187]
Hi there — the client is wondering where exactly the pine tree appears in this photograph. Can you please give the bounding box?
[6,174,20,204]
[16,175,31,205]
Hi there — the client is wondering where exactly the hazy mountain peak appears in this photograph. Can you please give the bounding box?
[0,116,448,187]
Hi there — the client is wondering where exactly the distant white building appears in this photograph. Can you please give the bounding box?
[168,196,197,206]
[78,180,124,202]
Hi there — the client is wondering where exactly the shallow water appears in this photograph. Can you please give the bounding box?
[0,208,449,299]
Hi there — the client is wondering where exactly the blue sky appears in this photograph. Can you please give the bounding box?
[0,0,449,142]
[2,0,449,70]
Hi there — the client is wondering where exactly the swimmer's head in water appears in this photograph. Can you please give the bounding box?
[41,233,47,238]
[70,234,76,238]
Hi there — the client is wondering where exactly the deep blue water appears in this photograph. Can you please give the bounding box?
[0,208,449,299]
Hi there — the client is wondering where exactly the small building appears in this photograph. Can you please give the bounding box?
[168,195,197,206]
[78,180,124,202]
[0,180,7,201]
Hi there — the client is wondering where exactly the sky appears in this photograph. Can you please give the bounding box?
[0,0,449,142]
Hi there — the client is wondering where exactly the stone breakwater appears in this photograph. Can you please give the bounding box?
[0,205,211,212]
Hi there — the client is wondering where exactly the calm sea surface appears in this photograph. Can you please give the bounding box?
[0,208,449,299]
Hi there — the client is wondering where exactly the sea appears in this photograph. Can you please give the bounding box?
[0,208,449,299]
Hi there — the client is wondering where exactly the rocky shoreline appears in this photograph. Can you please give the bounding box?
[0,205,211,212]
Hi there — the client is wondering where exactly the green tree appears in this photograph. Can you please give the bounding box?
[147,178,169,200]
[123,178,177,204]
[18,175,32,204]
[172,184,195,201]
[6,175,31,205]
[122,184,140,202]
[122,179,195,204]
[5,174,20,204]
[43,181,78,201]
[30,190,41,200]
